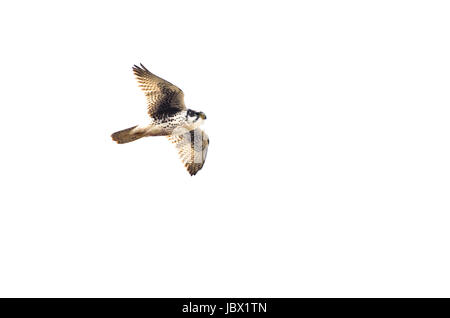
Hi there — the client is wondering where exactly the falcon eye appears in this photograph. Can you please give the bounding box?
[187,110,197,118]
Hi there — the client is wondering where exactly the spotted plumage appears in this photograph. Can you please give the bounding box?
[111,64,209,175]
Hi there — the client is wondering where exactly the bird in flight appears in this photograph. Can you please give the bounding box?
[111,64,209,175]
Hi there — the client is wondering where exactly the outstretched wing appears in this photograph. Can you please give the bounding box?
[168,128,209,176]
[133,64,186,118]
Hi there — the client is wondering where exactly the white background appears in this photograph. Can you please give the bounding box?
[0,0,449,297]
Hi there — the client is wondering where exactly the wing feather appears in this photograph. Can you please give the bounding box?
[168,128,209,176]
[132,64,186,118]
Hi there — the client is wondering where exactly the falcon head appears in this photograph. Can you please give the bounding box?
[187,109,207,123]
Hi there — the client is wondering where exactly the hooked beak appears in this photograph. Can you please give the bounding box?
[200,112,207,120]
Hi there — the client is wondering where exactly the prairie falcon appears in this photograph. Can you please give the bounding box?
[111,64,209,176]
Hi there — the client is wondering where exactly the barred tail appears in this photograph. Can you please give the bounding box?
[111,126,144,144]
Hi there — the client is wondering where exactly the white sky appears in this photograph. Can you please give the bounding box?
[0,0,449,297]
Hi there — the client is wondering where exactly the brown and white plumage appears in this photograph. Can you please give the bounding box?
[111,64,209,176]
[168,128,209,176]
[132,64,186,118]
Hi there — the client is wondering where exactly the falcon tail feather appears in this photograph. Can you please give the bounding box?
[111,126,144,144]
